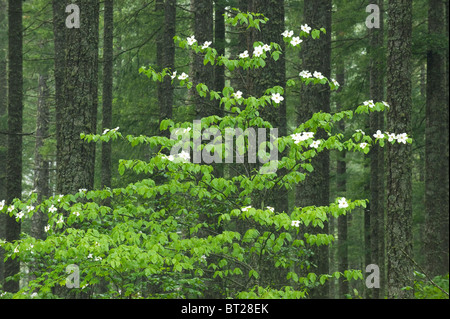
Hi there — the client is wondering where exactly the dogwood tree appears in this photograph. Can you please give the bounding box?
[0,9,410,299]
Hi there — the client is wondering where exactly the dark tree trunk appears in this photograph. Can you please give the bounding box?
[369,0,385,299]
[191,0,215,118]
[296,0,332,299]
[5,0,23,293]
[56,0,99,195]
[52,0,65,190]
[444,0,450,275]
[424,0,448,277]
[335,68,348,299]
[252,0,287,214]
[157,0,175,139]
[31,74,50,240]
[102,0,114,196]
[386,0,413,299]
[214,0,225,117]
[0,0,7,287]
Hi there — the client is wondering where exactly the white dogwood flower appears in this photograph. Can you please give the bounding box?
[291,220,300,227]
[373,130,384,139]
[282,30,294,38]
[178,72,189,80]
[396,133,408,144]
[253,46,264,57]
[239,50,249,59]
[299,70,312,78]
[363,100,375,108]
[201,41,212,49]
[291,37,302,46]
[310,140,321,149]
[271,93,284,104]
[186,35,197,46]
[338,197,349,209]
[301,24,312,34]
[233,90,243,99]
[313,71,325,80]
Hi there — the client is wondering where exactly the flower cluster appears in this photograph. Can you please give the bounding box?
[291,131,315,144]
[241,206,275,212]
[386,132,408,144]
[299,70,339,88]
[291,131,321,149]
[362,100,389,109]
[162,151,191,163]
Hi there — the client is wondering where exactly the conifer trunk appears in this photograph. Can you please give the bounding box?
[5,0,23,293]
[296,0,332,299]
[386,0,413,299]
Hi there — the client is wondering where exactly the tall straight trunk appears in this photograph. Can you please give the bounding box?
[191,0,215,119]
[252,0,287,214]
[157,0,175,139]
[101,0,113,194]
[424,0,448,277]
[336,63,348,299]
[52,0,65,190]
[443,0,449,275]
[0,0,7,287]
[369,0,385,299]
[386,0,413,299]
[214,0,225,117]
[31,74,50,240]
[56,0,99,195]
[5,0,23,293]
[296,0,332,299]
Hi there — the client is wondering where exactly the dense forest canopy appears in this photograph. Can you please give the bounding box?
[0,0,448,301]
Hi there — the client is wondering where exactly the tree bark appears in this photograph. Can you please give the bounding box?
[56,0,99,195]
[102,0,114,195]
[386,0,413,299]
[245,0,287,216]
[31,74,50,240]
[5,0,23,293]
[369,0,385,299]
[0,0,7,287]
[424,0,448,277]
[444,0,450,275]
[191,0,215,118]
[157,0,175,139]
[214,0,225,117]
[296,0,332,299]
[335,68,348,299]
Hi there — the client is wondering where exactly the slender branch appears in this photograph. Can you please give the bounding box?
[0,130,35,136]
[400,248,449,297]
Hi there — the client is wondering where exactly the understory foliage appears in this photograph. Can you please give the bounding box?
[0,10,410,299]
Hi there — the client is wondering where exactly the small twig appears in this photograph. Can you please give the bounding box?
[0,130,35,136]
[401,248,449,297]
